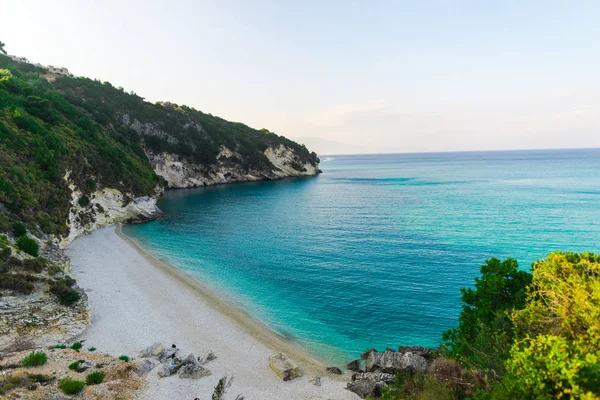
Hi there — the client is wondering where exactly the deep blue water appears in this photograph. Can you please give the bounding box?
[124,148,600,365]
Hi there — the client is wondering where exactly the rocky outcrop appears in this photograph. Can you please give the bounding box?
[347,347,435,399]
[268,353,301,381]
[148,144,319,189]
[58,171,162,248]
[365,349,428,374]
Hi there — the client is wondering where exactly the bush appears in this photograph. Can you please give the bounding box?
[58,377,85,395]
[0,273,36,294]
[27,374,54,384]
[71,342,82,351]
[49,277,81,305]
[118,355,129,362]
[16,236,38,257]
[12,222,26,237]
[68,361,81,370]
[88,347,96,352]
[505,252,600,399]
[86,370,105,385]
[55,344,67,349]
[20,351,47,367]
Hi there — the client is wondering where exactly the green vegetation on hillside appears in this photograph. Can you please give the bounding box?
[383,251,600,400]
[0,49,318,239]
[0,54,160,236]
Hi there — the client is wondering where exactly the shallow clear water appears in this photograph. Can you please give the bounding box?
[124,149,600,365]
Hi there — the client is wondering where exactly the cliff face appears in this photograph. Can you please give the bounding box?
[149,144,319,188]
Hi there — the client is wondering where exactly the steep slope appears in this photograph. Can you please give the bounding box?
[0,54,319,246]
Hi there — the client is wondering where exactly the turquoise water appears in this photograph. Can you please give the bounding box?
[124,149,600,365]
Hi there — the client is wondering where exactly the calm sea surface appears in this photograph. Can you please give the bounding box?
[124,149,600,365]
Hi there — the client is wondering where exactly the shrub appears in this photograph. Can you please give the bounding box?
[16,236,38,257]
[68,361,81,370]
[49,277,80,305]
[71,342,82,351]
[118,355,129,362]
[20,351,47,367]
[58,377,85,395]
[48,265,62,275]
[27,374,54,384]
[88,347,96,352]
[78,195,90,207]
[55,344,67,349]
[12,222,26,237]
[0,273,36,294]
[86,370,105,385]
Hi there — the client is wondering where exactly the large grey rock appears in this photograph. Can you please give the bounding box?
[158,348,177,363]
[75,361,94,373]
[366,350,428,374]
[400,352,428,373]
[182,353,199,366]
[345,359,362,372]
[365,350,401,372]
[178,363,211,379]
[360,348,377,360]
[268,353,301,381]
[398,346,437,361]
[352,372,395,384]
[346,379,384,399]
[133,359,158,376]
[158,360,182,377]
[139,342,165,358]
[326,366,342,375]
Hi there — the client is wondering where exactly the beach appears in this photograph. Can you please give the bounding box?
[67,225,358,400]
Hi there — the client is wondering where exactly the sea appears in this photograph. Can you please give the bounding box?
[123,148,600,365]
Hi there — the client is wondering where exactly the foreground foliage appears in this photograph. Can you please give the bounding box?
[385,251,600,400]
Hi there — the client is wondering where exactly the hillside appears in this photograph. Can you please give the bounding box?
[0,53,319,246]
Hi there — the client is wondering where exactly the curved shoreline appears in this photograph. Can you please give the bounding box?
[115,224,338,378]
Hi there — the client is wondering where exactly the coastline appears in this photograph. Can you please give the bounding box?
[68,225,358,399]
[115,224,330,375]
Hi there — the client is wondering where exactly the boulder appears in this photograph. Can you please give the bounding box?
[366,350,428,374]
[133,359,158,377]
[268,353,301,381]
[326,366,343,375]
[158,360,182,378]
[400,352,427,373]
[182,353,199,366]
[352,372,395,384]
[178,363,211,379]
[360,348,377,360]
[345,359,362,372]
[365,350,401,372]
[158,348,177,363]
[139,342,165,358]
[75,361,94,373]
[346,379,384,399]
[398,346,437,361]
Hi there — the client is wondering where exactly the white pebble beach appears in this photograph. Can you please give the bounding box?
[67,225,359,400]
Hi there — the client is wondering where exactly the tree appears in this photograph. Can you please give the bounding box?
[442,257,532,373]
[504,252,600,399]
[0,41,6,55]
[16,236,39,257]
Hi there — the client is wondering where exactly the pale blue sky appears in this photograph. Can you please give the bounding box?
[2,0,599,154]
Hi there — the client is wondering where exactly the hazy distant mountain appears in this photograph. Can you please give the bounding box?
[294,137,361,155]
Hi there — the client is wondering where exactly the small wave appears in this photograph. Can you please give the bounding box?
[320,157,335,163]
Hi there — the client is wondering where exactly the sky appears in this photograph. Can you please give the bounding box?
[1,0,599,154]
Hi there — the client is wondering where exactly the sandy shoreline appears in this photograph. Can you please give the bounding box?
[68,225,358,399]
